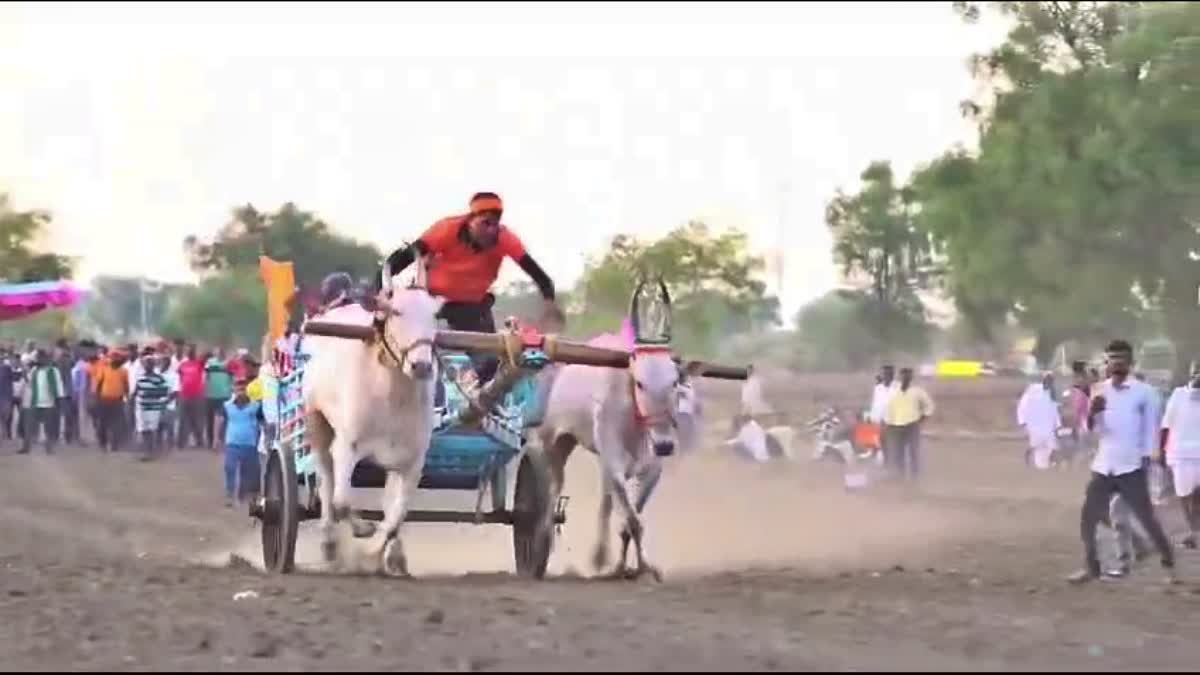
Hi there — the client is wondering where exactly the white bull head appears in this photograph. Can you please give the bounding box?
[629,346,684,457]
[379,286,444,380]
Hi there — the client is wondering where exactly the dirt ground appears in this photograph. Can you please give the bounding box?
[4,373,1200,671]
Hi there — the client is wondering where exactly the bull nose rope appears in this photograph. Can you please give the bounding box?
[375,316,436,371]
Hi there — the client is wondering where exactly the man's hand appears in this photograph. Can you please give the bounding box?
[1151,448,1164,463]
[1089,394,1107,415]
[541,299,566,333]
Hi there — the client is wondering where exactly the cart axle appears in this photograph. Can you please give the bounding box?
[250,502,566,526]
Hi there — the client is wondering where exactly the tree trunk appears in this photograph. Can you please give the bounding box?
[1162,280,1200,388]
[1031,330,1059,372]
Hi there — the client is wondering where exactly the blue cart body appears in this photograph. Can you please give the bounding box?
[273,348,551,506]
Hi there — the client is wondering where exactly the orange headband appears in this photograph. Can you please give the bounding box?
[470,196,504,214]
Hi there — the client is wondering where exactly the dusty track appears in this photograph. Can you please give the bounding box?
[3,375,1200,670]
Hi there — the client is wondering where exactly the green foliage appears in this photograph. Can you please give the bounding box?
[0,309,79,345]
[0,194,74,283]
[793,291,933,371]
[82,276,189,341]
[159,268,267,350]
[184,203,383,289]
[874,1,1200,374]
[825,161,937,348]
[166,202,385,349]
[571,221,780,357]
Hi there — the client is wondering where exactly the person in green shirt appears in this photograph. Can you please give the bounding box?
[203,348,233,449]
[19,349,66,455]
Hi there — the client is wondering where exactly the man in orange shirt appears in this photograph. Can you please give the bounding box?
[93,349,130,452]
[377,192,563,383]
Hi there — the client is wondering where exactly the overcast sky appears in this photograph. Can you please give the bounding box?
[0,1,1009,321]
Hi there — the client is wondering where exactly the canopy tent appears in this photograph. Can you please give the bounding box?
[0,280,85,321]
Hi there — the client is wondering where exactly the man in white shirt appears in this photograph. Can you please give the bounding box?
[868,365,896,468]
[1069,339,1176,585]
[1159,361,1200,549]
[740,364,772,421]
[868,365,896,425]
[1017,372,1061,470]
[157,353,180,450]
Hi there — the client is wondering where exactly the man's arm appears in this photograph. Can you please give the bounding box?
[515,253,555,300]
[382,240,431,282]
[1158,390,1178,458]
[215,406,227,450]
[1143,386,1162,458]
[919,388,935,420]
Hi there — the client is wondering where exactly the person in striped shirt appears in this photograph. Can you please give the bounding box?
[133,354,171,461]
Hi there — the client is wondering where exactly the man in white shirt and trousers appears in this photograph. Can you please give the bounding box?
[1159,361,1200,549]
[1069,339,1177,584]
[869,365,896,462]
[1017,372,1061,470]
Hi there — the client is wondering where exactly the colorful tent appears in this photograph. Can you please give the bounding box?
[0,281,85,321]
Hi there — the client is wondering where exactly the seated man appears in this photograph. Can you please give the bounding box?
[317,271,358,315]
[377,191,562,384]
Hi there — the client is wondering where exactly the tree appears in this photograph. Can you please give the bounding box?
[792,290,932,372]
[901,1,1193,368]
[184,202,383,290]
[83,276,189,341]
[825,161,937,353]
[170,202,386,349]
[1100,1,1200,379]
[0,194,73,282]
[159,268,268,350]
[572,221,780,357]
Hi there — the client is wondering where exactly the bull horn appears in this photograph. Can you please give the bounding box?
[656,276,672,309]
[629,278,644,338]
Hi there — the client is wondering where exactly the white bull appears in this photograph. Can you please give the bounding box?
[538,334,704,580]
[301,287,445,575]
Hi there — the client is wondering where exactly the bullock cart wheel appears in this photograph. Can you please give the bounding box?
[261,444,300,574]
[512,452,553,579]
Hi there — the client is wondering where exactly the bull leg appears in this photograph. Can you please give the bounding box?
[597,452,646,580]
[540,431,576,563]
[329,435,357,544]
[623,459,664,581]
[306,411,340,563]
[314,448,338,563]
[372,467,420,576]
[594,479,615,571]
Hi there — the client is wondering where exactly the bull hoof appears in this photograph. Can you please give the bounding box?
[351,519,377,538]
[382,539,409,577]
[321,539,338,563]
[603,566,631,581]
[637,563,664,583]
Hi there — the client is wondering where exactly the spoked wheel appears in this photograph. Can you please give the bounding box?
[512,452,553,579]
[261,445,300,574]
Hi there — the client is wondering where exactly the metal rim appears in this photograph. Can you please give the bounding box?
[512,453,552,579]
[261,451,283,570]
[260,445,299,574]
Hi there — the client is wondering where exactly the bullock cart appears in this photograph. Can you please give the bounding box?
[252,314,746,577]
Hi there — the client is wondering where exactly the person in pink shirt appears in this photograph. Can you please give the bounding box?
[176,345,207,449]
[226,348,250,383]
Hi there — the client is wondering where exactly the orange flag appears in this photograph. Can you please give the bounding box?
[259,255,296,343]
